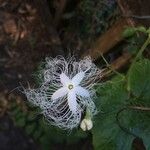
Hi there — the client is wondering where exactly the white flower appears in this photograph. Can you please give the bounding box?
[24,56,102,130]
[51,72,90,114]
[80,118,93,131]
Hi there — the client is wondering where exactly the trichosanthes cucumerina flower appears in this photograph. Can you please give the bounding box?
[52,72,90,114]
[25,56,102,130]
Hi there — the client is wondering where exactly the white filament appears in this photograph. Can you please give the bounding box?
[24,56,102,130]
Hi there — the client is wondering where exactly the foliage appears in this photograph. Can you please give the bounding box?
[122,27,147,38]
[123,27,148,56]
[93,77,133,150]
[10,27,150,150]
[92,28,150,150]
[10,103,89,150]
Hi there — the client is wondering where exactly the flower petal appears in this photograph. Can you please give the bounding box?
[75,86,90,97]
[60,73,71,86]
[68,90,77,114]
[72,72,85,86]
[52,87,68,100]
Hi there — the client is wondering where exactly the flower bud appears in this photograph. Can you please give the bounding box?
[80,118,93,131]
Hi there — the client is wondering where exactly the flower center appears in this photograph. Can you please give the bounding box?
[68,84,74,90]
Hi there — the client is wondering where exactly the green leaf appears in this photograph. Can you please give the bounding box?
[11,107,21,116]
[116,132,134,150]
[127,59,150,101]
[123,27,136,38]
[142,132,150,150]
[66,129,88,144]
[136,26,147,33]
[33,128,43,140]
[147,28,150,34]
[96,76,128,112]
[40,135,52,150]
[93,77,135,150]
[25,124,36,135]
[16,117,26,127]
[116,102,150,150]
[92,112,134,150]
[92,114,117,150]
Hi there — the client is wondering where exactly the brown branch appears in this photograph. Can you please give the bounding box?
[111,52,132,70]
[82,18,132,60]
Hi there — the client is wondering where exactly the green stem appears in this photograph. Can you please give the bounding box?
[131,34,150,66]
[101,54,125,78]
[85,108,92,119]
[128,106,150,111]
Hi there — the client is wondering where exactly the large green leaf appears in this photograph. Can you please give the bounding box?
[96,76,128,113]
[92,112,134,150]
[124,107,150,150]
[92,103,150,150]
[93,77,134,150]
[92,114,117,150]
[142,131,150,150]
[127,59,150,100]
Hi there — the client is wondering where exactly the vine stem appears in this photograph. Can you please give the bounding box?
[127,33,150,91]
[131,34,150,65]
[128,106,150,111]
[116,106,150,137]
[101,54,125,78]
